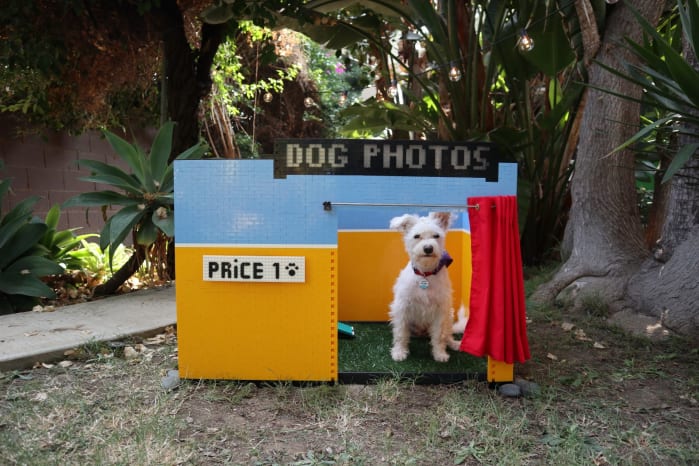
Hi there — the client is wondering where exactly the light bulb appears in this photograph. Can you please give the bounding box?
[387,81,398,98]
[303,96,314,108]
[518,30,534,52]
[448,65,462,82]
[263,92,273,103]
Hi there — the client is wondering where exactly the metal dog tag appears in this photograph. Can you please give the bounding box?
[418,279,429,289]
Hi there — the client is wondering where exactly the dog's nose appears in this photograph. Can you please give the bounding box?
[423,245,433,254]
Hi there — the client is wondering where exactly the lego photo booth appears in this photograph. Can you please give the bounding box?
[174,139,530,383]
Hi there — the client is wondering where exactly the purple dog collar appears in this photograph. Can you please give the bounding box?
[413,251,453,277]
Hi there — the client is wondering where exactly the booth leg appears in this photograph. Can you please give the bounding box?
[487,356,514,383]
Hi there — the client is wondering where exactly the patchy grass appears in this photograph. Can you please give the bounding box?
[2,293,699,465]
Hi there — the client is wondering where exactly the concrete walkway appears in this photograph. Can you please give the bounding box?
[0,286,176,371]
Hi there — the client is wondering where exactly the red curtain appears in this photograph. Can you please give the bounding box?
[460,196,531,364]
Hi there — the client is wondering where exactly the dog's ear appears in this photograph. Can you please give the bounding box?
[429,211,454,230]
[389,214,419,232]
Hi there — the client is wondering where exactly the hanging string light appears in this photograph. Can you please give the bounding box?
[303,96,315,108]
[387,80,398,98]
[263,92,273,103]
[517,29,535,52]
[448,62,462,82]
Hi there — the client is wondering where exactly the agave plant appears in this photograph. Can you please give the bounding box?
[63,122,207,276]
[0,168,64,313]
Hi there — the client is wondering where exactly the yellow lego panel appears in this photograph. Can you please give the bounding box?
[176,246,337,381]
[338,231,471,322]
[487,356,514,382]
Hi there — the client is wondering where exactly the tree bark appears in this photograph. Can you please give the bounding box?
[155,1,225,280]
[93,248,146,297]
[532,0,664,307]
[158,0,224,160]
[625,31,699,338]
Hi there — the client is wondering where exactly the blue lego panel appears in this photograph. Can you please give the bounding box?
[175,160,338,245]
[174,160,517,244]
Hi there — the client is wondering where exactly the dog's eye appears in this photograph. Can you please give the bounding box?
[413,234,421,239]
[433,234,440,239]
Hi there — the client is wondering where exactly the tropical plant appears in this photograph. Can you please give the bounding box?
[279,0,588,264]
[596,0,699,183]
[63,121,208,295]
[66,240,132,281]
[38,204,98,270]
[0,167,63,313]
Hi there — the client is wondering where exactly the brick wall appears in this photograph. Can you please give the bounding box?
[0,115,155,236]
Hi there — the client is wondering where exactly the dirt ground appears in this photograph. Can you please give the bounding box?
[2,300,698,465]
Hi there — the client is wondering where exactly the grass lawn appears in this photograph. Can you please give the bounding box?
[338,322,486,380]
[1,271,698,465]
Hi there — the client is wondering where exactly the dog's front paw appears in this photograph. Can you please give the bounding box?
[432,350,450,362]
[391,346,409,361]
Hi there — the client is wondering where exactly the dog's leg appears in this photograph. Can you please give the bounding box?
[429,318,450,362]
[390,308,410,361]
[448,306,465,351]
[390,324,410,361]
[447,336,461,351]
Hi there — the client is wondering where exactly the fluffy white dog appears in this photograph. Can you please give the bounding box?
[388,212,463,362]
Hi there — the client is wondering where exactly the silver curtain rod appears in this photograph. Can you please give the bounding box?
[322,201,489,211]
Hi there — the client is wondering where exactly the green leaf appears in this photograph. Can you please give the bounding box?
[77,159,143,194]
[136,219,159,246]
[5,255,63,277]
[0,223,48,270]
[0,179,11,204]
[662,142,699,184]
[51,230,76,246]
[306,0,408,19]
[63,191,140,208]
[149,121,175,187]
[103,205,144,266]
[0,270,56,298]
[0,216,29,251]
[679,0,699,60]
[1,196,39,227]
[161,140,207,191]
[44,204,60,230]
[627,2,699,107]
[175,140,208,161]
[152,208,174,237]
[605,115,675,156]
[408,0,447,45]
[102,129,148,187]
[78,174,144,196]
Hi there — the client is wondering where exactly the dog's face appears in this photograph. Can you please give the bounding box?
[390,212,453,272]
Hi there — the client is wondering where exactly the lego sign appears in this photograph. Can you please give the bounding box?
[203,255,305,283]
[271,139,501,181]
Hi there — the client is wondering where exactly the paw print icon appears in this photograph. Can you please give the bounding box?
[285,263,300,277]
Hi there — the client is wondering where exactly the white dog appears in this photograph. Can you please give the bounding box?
[388,212,464,362]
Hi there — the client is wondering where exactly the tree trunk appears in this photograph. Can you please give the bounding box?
[156,1,224,280]
[93,247,146,297]
[532,0,664,307]
[625,33,699,338]
[158,0,221,159]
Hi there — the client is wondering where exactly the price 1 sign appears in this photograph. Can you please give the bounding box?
[203,255,305,283]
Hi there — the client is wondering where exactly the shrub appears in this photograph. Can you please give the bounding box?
[0,170,63,313]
